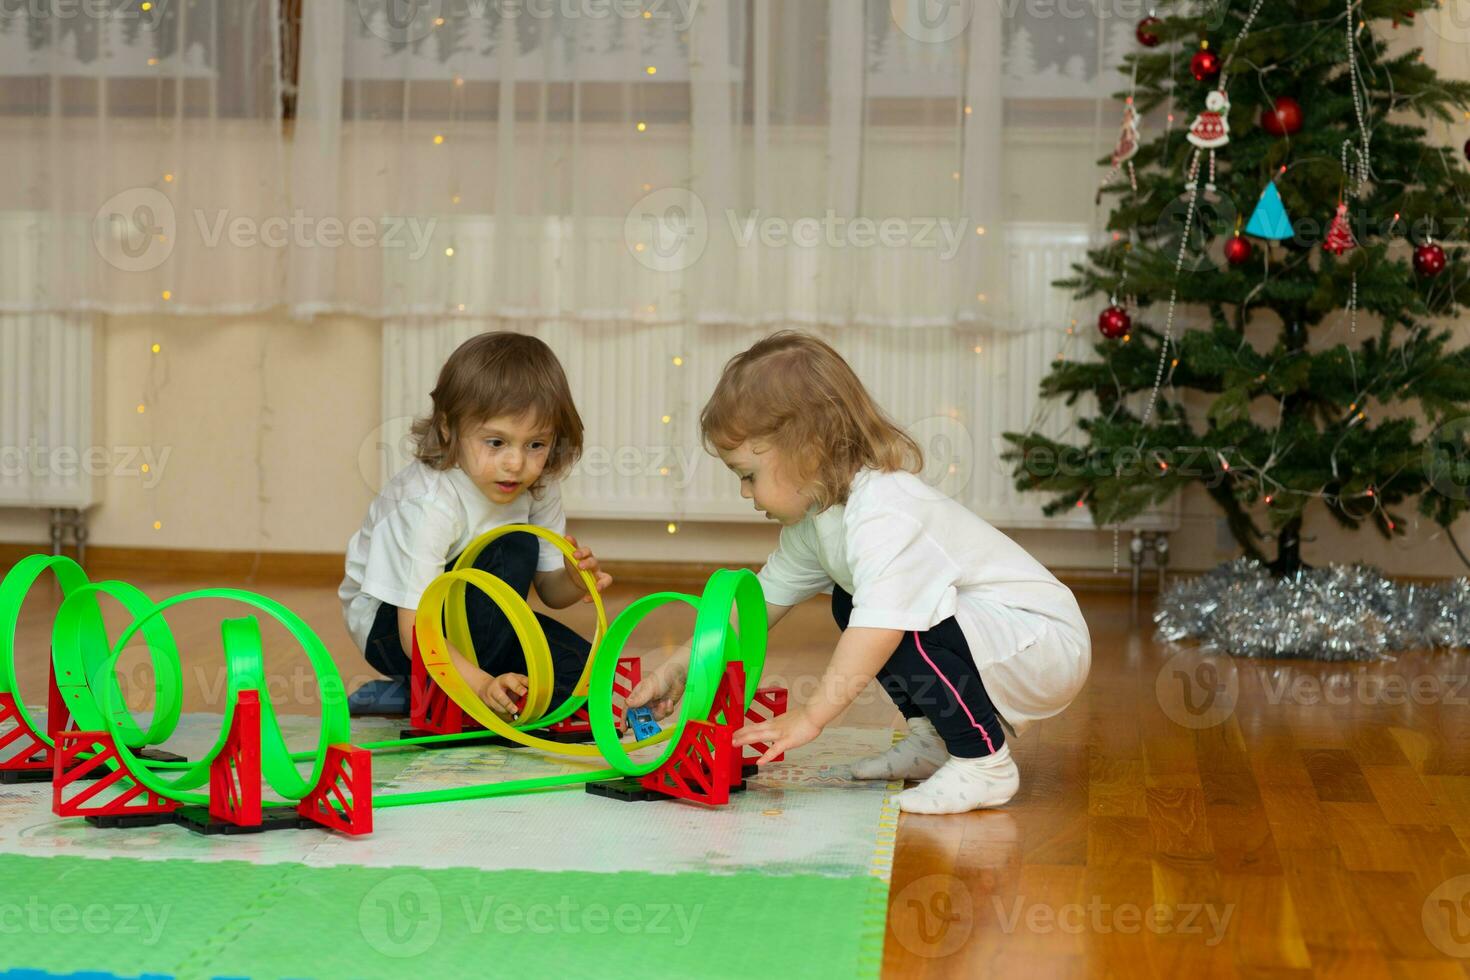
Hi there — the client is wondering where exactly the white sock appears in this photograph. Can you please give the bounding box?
[896,744,1019,814]
[850,717,948,781]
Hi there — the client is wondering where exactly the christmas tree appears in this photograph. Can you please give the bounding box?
[1003,0,1470,575]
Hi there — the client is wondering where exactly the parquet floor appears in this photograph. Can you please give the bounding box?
[7,566,1470,978]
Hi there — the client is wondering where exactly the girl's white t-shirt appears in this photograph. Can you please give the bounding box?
[338,461,568,652]
[756,468,1092,728]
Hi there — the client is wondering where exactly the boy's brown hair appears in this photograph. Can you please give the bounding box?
[700,331,923,511]
[411,332,583,491]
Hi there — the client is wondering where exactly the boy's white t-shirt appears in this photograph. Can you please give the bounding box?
[339,461,568,652]
[756,468,1091,729]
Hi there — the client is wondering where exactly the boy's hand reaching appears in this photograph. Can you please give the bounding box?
[563,535,613,603]
[481,672,529,719]
[624,660,688,724]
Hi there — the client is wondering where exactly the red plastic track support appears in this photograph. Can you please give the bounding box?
[298,744,373,836]
[709,662,749,786]
[0,692,51,773]
[51,729,178,819]
[549,655,641,733]
[0,665,76,775]
[547,707,592,734]
[611,656,641,723]
[209,690,263,828]
[408,633,480,735]
[710,662,745,729]
[638,720,733,806]
[742,686,790,765]
[45,664,79,743]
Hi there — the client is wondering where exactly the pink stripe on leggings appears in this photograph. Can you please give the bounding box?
[912,630,997,755]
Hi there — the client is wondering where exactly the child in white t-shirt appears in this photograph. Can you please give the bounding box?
[628,331,1090,814]
[339,332,612,717]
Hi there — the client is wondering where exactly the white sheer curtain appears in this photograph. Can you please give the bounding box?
[289,0,1119,332]
[0,0,288,316]
[316,1,1133,526]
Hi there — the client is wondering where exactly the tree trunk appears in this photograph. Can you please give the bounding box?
[1269,515,1306,577]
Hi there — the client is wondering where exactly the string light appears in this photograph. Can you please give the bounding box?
[636,122,647,132]
[433,134,445,145]
[153,521,162,531]
[666,522,678,534]
[136,404,146,414]
[646,66,657,75]
[163,173,174,182]
[661,414,671,424]
[151,343,161,354]
[444,246,455,257]
[671,356,683,366]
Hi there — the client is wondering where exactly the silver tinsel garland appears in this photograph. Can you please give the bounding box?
[1154,558,1470,661]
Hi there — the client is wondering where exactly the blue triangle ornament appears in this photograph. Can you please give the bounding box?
[1245,182,1294,240]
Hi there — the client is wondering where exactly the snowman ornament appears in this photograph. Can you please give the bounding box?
[1187,90,1230,192]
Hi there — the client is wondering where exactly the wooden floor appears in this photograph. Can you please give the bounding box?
[9,567,1470,978]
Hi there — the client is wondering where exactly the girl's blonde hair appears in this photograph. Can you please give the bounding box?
[700,331,923,510]
[411,332,583,492]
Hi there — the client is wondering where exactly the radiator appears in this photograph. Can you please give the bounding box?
[380,222,1178,532]
[0,313,102,511]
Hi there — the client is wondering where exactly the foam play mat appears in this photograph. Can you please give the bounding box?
[0,713,899,979]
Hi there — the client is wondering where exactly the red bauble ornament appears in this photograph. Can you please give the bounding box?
[1098,305,1131,339]
[1136,16,1162,47]
[1415,242,1447,278]
[1260,96,1303,137]
[1191,46,1221,82]
[1224,234,1252,265]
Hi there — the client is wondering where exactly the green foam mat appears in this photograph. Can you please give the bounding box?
[0,854,889,979]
